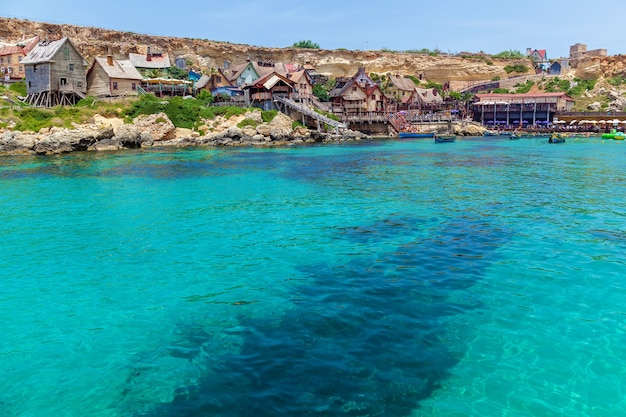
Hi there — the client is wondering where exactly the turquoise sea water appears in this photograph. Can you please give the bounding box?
[1,136,625,417]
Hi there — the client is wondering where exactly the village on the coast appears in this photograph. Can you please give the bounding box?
[0,30,624,153]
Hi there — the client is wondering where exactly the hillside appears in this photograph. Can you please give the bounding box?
[0,17,533,83]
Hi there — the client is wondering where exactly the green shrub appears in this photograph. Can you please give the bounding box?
[504,64,529,74]
[292,40,320,49]
[292,120,305,129]
[8,81,27,96]
[196,90,214,105]
[13,108,54,131]
[515,80,535,94]
[493,50,525,59]
[237,119,259,129]
[261,110,277,123]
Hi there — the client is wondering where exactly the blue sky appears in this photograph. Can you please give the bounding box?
[3,0,625,58]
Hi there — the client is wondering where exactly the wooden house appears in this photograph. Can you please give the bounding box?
[22,37,88,107]
[329,67,383,115]
[549,61,562,75]
[473,92,574,126]
[128,49,171,77]
[301,64,327,84]
[527,48,549,72]
[414,87,444,111]
[242,71,295,110]
[196,68,233,93]
[365,84,387,112]
[86,54,143,97]
[0,36,39,81]
[329,79,368,115]
[388,74,421,108]
[228,60,291,87]
[287,69,314,99]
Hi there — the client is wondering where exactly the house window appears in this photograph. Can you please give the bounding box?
[0,57,3,64]
[64,46,69,60]
[76,82,82,88]
[69,63,74,72]
[7,57,11,64]
[60,78,67,86]
[112,81,118,90]
[216,76,222,83]
[18,55,22,62]
[131,83,136,90]
[19,66,23,73]
[353,86,357,92]
[33,65,37,72]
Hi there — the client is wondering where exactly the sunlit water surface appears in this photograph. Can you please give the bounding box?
[1,136,625,417]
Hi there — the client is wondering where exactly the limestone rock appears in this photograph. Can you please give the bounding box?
[133,112,176,141]
[93,115,125,130]
[113,124,142,148]
[588,102,602,111]
[93,138,122,151]
[0,131,36,154]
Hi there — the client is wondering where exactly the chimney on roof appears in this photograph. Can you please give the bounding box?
[147,47,152,61]
[106,48,113,66]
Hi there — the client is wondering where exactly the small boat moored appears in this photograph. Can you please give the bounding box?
[435,134,456,143]
[398,131,436,139]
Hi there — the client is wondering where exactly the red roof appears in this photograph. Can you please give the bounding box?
[0,36,39,57]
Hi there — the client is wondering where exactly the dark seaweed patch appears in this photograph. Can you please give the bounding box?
[138,215,510,416]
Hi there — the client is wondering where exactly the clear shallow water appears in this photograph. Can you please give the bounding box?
[1,136,625,417]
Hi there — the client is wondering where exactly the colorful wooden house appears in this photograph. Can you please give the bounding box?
[195,68,233,93]
[22,37,88,107]
[0,36,39,81]
[527,48,549,72]
[388,74,421,108]
[329,67,384,115]
[287,69,314,98]
[242,71,295,110]
[128,49,171,77]
[414,87,444,111]
[86,53,143,97]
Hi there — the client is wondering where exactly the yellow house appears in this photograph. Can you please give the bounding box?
[0,37,39,80]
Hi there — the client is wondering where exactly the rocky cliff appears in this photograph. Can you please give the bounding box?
[0,17,531,83]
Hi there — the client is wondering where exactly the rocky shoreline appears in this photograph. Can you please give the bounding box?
[0,110,373,156]
[0,110,487,156]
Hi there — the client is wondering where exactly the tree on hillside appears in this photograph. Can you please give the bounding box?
[292,40,320,49]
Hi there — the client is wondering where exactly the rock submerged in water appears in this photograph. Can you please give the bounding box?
[0,111,371,156]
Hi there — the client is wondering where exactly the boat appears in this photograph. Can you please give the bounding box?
[483,130,500,136]
[398,131,436,139]
[548,133,565,143]
[509,133,520,140]
[435,134,456,143]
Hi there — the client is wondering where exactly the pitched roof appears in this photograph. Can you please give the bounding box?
[529,49,547,60]
[287,69,312,84]
[0,36,39,57]
[389,75,417,91]
[247,71,295,89]
[21,37,85,65]
[92,56,143,80]
[128,52,171,69]
[330,79,367,100]
[415,87,443,104]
